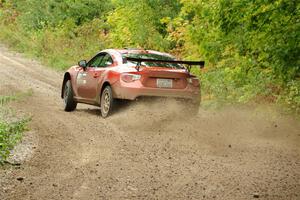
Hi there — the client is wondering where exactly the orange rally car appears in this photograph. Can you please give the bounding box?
[61,48,204,117]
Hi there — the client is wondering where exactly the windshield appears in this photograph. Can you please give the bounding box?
[123,53,184,69]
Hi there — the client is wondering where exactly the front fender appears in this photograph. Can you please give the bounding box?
[61,66,80,98]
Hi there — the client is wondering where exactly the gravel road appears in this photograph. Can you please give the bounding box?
[0,45,299,200]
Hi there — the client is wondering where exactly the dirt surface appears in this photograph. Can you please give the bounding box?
[0,44,300,200]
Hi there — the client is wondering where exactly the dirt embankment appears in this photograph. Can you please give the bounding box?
[0,44,299,200]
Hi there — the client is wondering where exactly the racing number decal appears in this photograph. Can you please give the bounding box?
[77,71,87,86]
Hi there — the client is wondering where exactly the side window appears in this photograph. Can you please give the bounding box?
[98,54,113,68]
[87,54,105,68]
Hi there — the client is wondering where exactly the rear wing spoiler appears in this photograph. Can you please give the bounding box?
[124,57,205,72]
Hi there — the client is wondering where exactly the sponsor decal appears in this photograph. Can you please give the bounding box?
[77,72,87,85]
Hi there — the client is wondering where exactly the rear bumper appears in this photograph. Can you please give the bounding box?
[112,80,201,101]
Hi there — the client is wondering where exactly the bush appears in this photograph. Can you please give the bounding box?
[278,80,300,115]
[0,119,28,164]
[0,92,32,164]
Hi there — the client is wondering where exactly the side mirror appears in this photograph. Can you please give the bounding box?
[78,60,87,69]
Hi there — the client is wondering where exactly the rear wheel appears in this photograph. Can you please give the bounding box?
[181,98,200,116]
[100,85,114,118]
[189,100,200,116]
[63,80,77,111]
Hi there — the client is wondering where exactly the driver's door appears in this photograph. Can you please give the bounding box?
[76,53,105,99]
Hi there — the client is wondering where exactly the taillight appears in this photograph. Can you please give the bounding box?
[121,73,141,83]
[187,78,200,86]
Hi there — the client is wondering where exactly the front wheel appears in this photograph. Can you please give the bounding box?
[100,85,114,118]
[63,80,77,111]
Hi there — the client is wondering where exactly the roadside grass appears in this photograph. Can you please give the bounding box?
[191,67,300,116]
[0,22,107,71]
[0,89,33,105]
[0,90,32,165]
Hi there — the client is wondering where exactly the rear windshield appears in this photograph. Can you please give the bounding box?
[123,53,184,69]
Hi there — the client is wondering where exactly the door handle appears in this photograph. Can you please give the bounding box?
[93,73,100,78]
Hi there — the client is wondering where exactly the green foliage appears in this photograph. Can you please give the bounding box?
[108,0,181,50]
[0,0,299,114]
[277,80,300,114]
[217,0,300,80]
[0,95,17,105]
[0,92,31,164]
[0,89,33,106]
[0,119,28,164]
[7,0,113,30]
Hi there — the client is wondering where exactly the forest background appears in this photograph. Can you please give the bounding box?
[0,0,299,114]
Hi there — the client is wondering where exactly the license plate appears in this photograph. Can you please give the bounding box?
[157,79,172,88]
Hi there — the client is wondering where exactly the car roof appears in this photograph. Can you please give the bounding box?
[96,49,177,65]
[103,49,176,59]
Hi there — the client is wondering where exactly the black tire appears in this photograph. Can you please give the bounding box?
[63,80,77,112]
[189,93,201,116]
[100,85,114,118]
